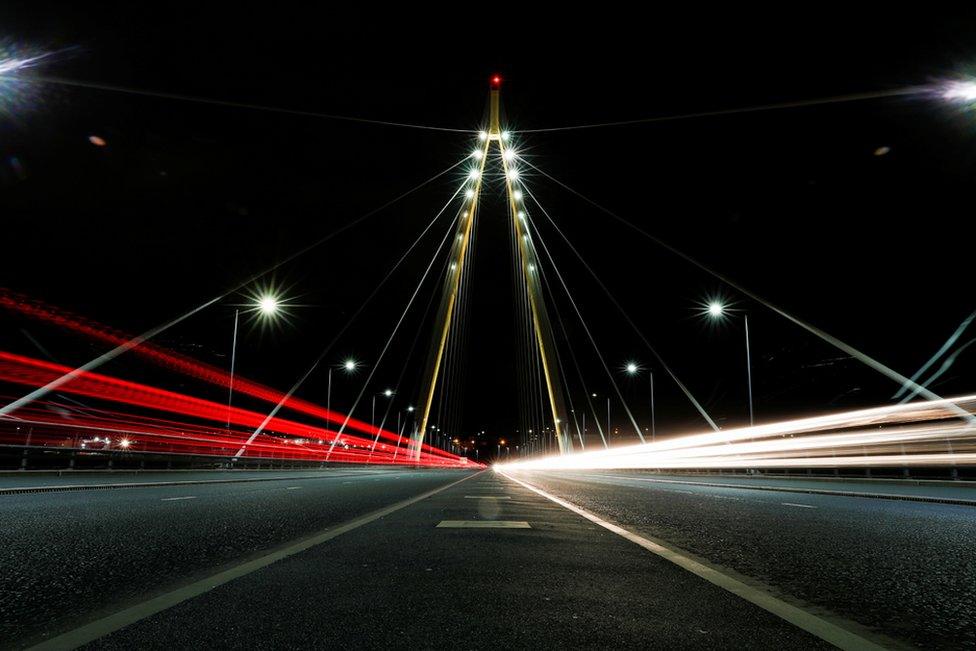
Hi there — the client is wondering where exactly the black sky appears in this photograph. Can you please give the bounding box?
[3,6,976,449]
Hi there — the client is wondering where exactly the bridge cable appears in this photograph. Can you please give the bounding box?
[532,240,603,449]
[523,185,721,433]
[533,249,609,448]
[893,309,976,400]
[521,158,976,427]
[326,198,468,459]
[6,74,475,133]
[0,157,467,418]
[513,86,922,134]
[517,195,647,442]
[236,182,467,457]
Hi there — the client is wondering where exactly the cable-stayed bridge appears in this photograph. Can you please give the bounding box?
[1,67,975,650]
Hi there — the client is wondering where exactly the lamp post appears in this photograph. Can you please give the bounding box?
[332,359,359,416]
[624,361,656,443]
[706,301,754,427]
[371,389,394,441]
[367,388,394,462]
[227,293,283,428]
[399,406,414,449]
[327,358,359,448]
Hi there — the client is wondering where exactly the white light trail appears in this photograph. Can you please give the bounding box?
[497,394,976,471]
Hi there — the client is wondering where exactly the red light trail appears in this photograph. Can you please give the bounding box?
[0,291,473,467]
[0,290,454,460]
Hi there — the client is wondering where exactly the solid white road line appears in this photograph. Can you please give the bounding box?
[502,473,888,651]
[160,496,196,502]
[782,502,816,509]
[31,472,481,651]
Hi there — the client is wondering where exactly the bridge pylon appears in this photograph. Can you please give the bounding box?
[413,75,572,458]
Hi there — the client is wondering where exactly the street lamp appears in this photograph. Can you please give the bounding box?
[623,361,656,443]
[327,358,359,447]
[704,299,754,427]
[227,292,284,427]
[258,295,279,316]
[367,388,395,460]
[398,406,415,445]
[372,388,394,432]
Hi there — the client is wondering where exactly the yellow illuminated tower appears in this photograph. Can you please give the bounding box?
[415,75,571,457]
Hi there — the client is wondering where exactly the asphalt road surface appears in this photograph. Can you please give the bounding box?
[508,471,976,649]
[0,469,466,648]
[1,468,970,649]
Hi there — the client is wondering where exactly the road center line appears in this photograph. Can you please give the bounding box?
[782,502,816,509]
[31,471,481,651]
[502,473,888,651]
[436,520,530,528]
[160,496,196,501]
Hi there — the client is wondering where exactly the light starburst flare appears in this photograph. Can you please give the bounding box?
[942,80,976,102]
[0,51,58,76]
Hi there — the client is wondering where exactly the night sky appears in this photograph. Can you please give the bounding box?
[3,7,976,451]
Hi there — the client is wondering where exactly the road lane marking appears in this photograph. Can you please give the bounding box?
[286,487,302,490]
[436,520,530,528]
[502,473,889,651]
[30,471,482,651]
[463,495,511,499]
[160,496,196,501]
[782,502,816,509]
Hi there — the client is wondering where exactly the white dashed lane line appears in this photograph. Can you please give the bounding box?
[160,496,196,502]
[782,502,816,509]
